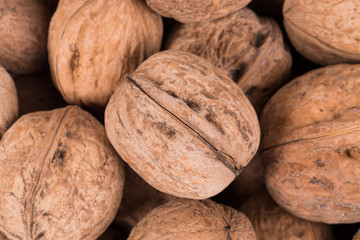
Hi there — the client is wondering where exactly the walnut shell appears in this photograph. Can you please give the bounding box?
[240,188,334,240]
[105,50,260,199]
[0,65,18,138]
[0,0,51,75]
[128,199,256,240]
[0,106,124,239]
[354,229,360,240]
[283,0,360,65]
[261,64,360,223]
[48,0,163,109]
[165,8,291,113]
[145,0,251,23]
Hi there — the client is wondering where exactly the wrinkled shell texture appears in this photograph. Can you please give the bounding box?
[166,8,291,113]
[128,199,256,240]
[0,66,18,138]
[0,0,50,75]
[261,64,360,223]
[105,50,260,199]
[241,189,334,240]
[114,165,176,233]
[354,229,360,240]
[48,0,163,109]
[0,106,124,239]
[283,0,360,65]
[146,0,251,23]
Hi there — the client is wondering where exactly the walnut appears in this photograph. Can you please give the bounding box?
[145,0,251,23]
[0,65,18,138]
[283,0,360,65]
[105,50,260,199]
[128,199,256,240]
[48,0,163,109]
[240,188,334,240]
[0,106,124,239]
[261,64,360,223]
[0,0,51,75]
[354,229,360,240]
[165,8,291,113]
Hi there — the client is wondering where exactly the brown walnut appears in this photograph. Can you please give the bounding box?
[0,0,51,75]
[166,8,292,113]
[128,199,256,240]
[261,64,360,223]
[48,0,163,109]
[284,0,360,65]
[0,106,124,239]
[105,50,260,199]
[354,229,360,240]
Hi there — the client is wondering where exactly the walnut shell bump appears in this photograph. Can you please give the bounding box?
[105,50,260,199]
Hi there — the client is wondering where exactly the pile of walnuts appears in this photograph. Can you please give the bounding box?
[0,0,359,239]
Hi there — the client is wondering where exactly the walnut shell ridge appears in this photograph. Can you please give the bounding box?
[48,0,163,109]
[0,106,124,239]
[0,65,18,138]
[0,0,51,75]
[128,199,256,240]
[146,0,251,23]
[166,8,292,113]
[283,0,360,65]
[261,64,360,223]
[105,50,260,199]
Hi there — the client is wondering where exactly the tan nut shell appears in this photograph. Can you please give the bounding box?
[128,199,256,240]
[0,106,124,239]
[0,0,50,75]
[48,0,163,109]
[241,189,334,240]
[261,64,360,223]
[105,50,260,199]
[166,8,291,113]
[284,0,360,65]
[146,0,251,23]
[0,65,18,138]
[354,229,360,240]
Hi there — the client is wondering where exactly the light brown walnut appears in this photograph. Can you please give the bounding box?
[261,64,360,223]
[0,106,124,239]
[105,50,260,199]
[128,199,256,240]
[48,0,163,109]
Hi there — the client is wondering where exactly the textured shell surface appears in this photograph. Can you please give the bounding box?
[105,50,260,199]
[261,64,360,223]
[0,106,124,240]
[128,199,257,240]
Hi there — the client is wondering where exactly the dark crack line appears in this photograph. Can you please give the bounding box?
[126,75,238,175]
[212,202,232,240]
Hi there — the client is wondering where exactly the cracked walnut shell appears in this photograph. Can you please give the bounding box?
[261,64,360,223]
[105,50,260,199]
[0,106,124,239]
[128,199,256,240]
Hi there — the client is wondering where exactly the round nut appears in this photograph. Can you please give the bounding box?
[0,0,51,75]
[240,188,334,240]
[128,199,256,240]
[145,0,251,23]
[261,64,360,223]
[105,50,260,199]
[0,106,124,239]
[166,8,291,113]
[48,0,163,109]
[283,0,360,65]
[0,65,18,138]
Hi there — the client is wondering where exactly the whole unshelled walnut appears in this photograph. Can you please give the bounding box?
[48,0,163,109]
[105,50,260,199]
[146,0,251,23]
[166,7,291,113]
[283,0,360,65]
[128,199,256,240]
[261,64,360,223]
[0,106,124,239]
[0,0,51,75]
[0,65,18,138]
